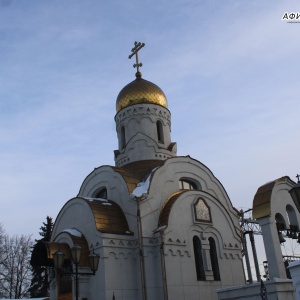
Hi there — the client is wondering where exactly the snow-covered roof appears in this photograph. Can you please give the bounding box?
[63,228,82,237]
[131,167,158,198]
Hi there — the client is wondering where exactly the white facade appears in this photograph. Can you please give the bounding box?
[48,72,246,300]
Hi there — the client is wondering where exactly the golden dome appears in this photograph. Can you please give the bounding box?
[116,73,168,112]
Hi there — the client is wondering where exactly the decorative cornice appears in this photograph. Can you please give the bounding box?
[115,104,171,127]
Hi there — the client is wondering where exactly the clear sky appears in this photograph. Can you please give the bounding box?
[1,0,299,249]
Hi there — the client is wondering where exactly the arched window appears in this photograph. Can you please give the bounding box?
[179,179,198,190]
[193,236,206,281]
[156,120,164,143]
[121,126,126,149]
[209,237,220,281]
[94,188,107,199]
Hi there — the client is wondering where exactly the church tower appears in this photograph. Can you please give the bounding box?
[32,42,246,300]
[114,42,176,167]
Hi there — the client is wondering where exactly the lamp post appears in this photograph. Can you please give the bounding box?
[289,174,300,212]
[53,245,100,300]
[71,245,81,300]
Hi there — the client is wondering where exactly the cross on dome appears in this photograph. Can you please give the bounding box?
[128,41,145,78]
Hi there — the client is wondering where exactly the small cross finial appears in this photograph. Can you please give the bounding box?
[296,174,300,183]
[128,41,145,78]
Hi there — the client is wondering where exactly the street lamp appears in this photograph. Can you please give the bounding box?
[52,249,65,269]
[289,174,300,213]
[88,252,100,273]
[53,245,100,300]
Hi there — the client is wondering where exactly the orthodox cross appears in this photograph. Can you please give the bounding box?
[128,41,145,74]
[296,174,300,183]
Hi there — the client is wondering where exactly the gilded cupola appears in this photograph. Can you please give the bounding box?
[116,72,168,112]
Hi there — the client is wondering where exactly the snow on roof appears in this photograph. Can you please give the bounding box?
[63,228,82,237]
[153,225,167,233]
[82,197,112,205]
[82,197,108,202]
[131,167,158,198]
[132,180,149,198]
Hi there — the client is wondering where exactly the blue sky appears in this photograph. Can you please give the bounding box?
[1,0,299,254]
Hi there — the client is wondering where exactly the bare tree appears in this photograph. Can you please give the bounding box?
[0,223,6,296]
[0,233,33,298]
[0,223,4,248]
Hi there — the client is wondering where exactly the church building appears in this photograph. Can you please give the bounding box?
[32,42,245,300]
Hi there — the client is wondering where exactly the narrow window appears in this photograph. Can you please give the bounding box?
[94,188,107,199]
[156,120,164,143]
[209,237,220,281]
[193,236,206,281]
[121,126,126,149]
